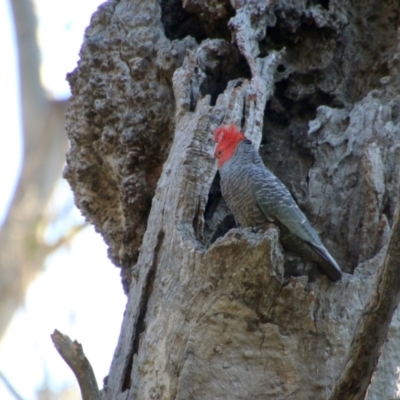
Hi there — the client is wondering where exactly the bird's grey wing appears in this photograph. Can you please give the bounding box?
[251,169,342,281]
[250,169,318,243]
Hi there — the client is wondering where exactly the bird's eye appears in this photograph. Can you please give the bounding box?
[216,150,222,158]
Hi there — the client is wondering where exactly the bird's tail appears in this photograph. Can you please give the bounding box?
[276,222,342,281]
[307,242,342,282]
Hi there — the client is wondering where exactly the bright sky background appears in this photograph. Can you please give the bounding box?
[0,0,126,398]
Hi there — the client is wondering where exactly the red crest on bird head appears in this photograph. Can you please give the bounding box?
[213,124,246,168]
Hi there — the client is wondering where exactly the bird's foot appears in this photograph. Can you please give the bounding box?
[252,222,275,234]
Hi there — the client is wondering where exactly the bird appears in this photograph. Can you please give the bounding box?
[213,124,342,281]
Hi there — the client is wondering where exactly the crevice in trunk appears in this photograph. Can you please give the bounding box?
[202,172,236,247]
[160,0,207,41]
[121,230,165,392]
[160,0,234,42]
[199,54,251,106]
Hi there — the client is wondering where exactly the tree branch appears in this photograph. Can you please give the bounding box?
[329,201,400,400]
[10,0,47,127]
[51,330,100,400]
[40,223,88,255]
[0,0,69,341]
[0,370,24,400]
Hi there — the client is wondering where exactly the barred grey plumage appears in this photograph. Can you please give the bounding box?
[214,125,342,282]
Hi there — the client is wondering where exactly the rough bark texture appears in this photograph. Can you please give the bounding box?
[330,201,400,399]
[64,0,400,399]
[51,330,100,400]
[64,0,196,292]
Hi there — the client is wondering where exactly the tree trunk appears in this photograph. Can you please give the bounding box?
[64,0,400,399]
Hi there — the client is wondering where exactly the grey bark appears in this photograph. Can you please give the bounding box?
[64,0,400,399]
[0,0,68,340]
[51,330,101,400]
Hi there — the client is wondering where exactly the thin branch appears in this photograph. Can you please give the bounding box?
[40,222,88,255]
[329,201,400,400]
[0,371,24,400]
[51,330,100,400]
